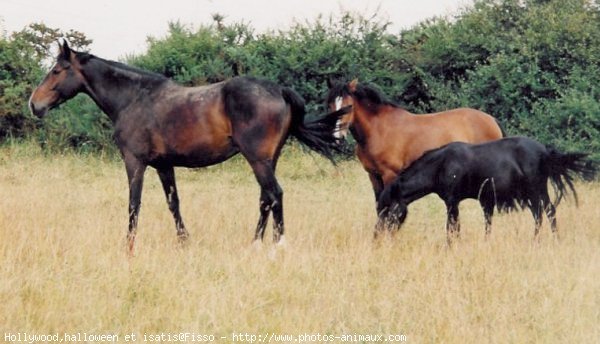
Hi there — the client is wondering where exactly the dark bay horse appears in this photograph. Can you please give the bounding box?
[326,79,505,202]
[377,137,597,243]
[30,41,348,253]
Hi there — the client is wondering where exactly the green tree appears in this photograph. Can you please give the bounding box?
[12,23,92,64]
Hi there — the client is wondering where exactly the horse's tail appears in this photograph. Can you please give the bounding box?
[544,147,597,206]
[282,87,350,164]
[495,118,508,137]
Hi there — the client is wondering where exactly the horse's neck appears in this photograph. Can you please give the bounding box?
[399,168,436,203]
[351,102,409,146]
[81,59,168,122]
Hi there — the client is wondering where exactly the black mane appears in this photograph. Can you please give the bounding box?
[326,81,399,109]
[76,51,168,85]
[325,82,352,105]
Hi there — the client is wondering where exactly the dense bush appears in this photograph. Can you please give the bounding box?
[128,14,409,114]
[403,0,600,158]
[1,0,598,159]
[0,35,43,138]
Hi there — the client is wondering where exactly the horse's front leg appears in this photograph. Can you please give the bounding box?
[124,153,147,255]
[157,166,189,242]
[368,172,384,203]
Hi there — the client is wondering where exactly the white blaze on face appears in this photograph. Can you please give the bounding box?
[334,96,344,139]
[334,96,343,111]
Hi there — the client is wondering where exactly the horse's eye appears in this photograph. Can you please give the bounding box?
[52,68,61,75]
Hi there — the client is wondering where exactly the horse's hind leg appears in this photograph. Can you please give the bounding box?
[157,166,189,241]
[541,189,558,238]
[254,189,272,241]
[530,197,544,238]
[248,159,284,244]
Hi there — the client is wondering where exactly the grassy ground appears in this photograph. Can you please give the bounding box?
[1,142,599,343]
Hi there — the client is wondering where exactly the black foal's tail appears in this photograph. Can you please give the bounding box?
[282,87,350,164]
[544,147,597,206]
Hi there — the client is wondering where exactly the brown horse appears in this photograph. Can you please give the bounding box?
[326,79,505,202]
[30,41,348,253]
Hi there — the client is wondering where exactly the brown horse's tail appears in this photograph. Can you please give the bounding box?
[495,118,507,137]
[282,87,350,164]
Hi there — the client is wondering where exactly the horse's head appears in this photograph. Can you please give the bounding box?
[326,79,359,139]
[29,40,87,118]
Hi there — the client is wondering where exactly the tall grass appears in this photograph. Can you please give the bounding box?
[1,142,598,343]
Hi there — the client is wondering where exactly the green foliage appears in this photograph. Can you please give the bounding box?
[11,23,92,64]
[129,13,409,113]
[0,34,43,137]
[0,23,94,139]
[400,0,600,157]
[128,21,254,85]
[1,1,599,159]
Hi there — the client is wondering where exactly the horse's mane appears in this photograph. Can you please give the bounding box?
[77,52,168,84]
[326,82,399,109]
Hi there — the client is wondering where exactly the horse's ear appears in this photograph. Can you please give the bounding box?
[59,39,72,60]
[326,76,339,89]
[349,78,359,92]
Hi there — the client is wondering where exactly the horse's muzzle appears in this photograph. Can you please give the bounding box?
[29,99,49,118]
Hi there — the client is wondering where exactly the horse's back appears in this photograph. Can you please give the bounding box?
[435,108,504,142]
[468,137,548,187]
[222,76,289,121]
[428,139,534,205]
[382,107,502,169]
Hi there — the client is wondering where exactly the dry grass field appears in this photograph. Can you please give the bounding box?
[1,142,599,343]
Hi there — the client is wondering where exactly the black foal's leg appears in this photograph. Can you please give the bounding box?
[157,166,189,241]
[248,159,284,243]
[530,197,544,238]
[374,207,391,239]
[445,202,460,245]
[541,190,558,238]
[124,154,147,254]
[481,201,494,238]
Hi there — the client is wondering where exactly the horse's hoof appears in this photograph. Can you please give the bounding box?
[275,235,287,249]
[252,239,263,251]
[127,238,135,257]
[126,233,136,257]
[177,231,190,242]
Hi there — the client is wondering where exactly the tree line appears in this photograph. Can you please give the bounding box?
[1,0,598,159]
